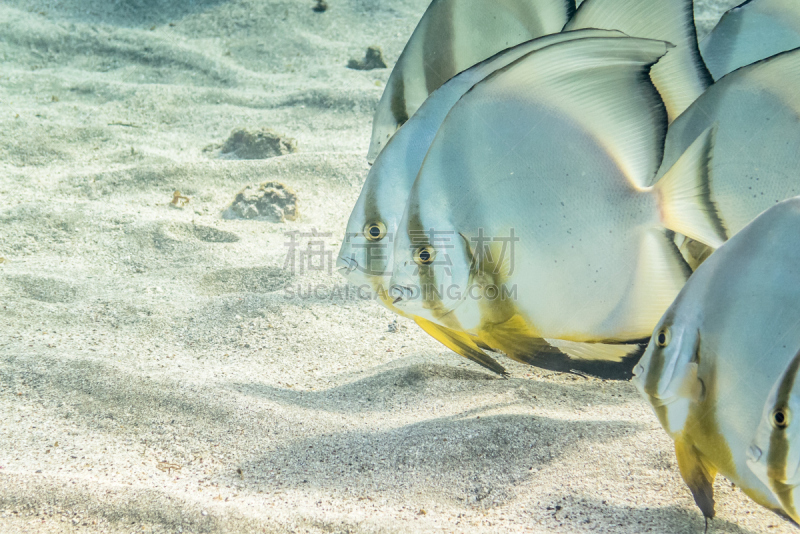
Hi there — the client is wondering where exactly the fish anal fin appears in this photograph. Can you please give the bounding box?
[480,315,642,379]
[413,316,507,376]
[675,438,717,519]
[654,125,728,249]
[472,337,498,352]
[547,339,645,379]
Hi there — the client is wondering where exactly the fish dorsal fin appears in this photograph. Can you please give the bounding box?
[413,316,508,376]
[374,29,630,182]
[701,0,800,80]
[566,0,712,123]
[367,0,576,162]
[654,126,727,249]
[407,28,630,129]
[675,438,717,519]
[461,36,670,187]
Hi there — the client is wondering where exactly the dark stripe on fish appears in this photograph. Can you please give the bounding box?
[679,0,714,88]
[390,75,409,127]
[564,0,577,21]
[696,127,730,242]
[423,0,456,95]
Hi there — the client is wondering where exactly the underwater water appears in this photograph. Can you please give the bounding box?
[0,0,791,533]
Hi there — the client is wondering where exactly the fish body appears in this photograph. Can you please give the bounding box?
[701,0,800,81]
[633,198,800,520]
[389,36,724,378]
[367,0,575,162]
[339,30,626,375]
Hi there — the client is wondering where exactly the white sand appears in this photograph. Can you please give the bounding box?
[1,0,794,532]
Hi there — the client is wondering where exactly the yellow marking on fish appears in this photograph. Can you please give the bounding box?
[674,437,717,518]
[677,361,777,513]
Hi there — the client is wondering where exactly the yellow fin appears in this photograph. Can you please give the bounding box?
[675,438,717,519]
[413,317,507,376]
[472,336,498,353]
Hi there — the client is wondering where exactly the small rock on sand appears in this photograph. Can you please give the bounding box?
[223,181,299,222]
[347,46,387,70]
[209,128,298,160]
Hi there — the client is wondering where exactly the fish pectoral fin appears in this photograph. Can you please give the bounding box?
[675,438,717,519]
[566,0,712,122]
[413,317,507,376]
[655,125,728,249]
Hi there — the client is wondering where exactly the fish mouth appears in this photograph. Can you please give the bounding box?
[390,284,416,305]
[747,444,764,464]
[632,363,645,380]
[336,256,359,275]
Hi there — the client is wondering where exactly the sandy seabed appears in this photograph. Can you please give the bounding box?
[0,0,794,533]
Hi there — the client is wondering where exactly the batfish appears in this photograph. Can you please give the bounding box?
[634,197,800,524]
[389,36,725,378]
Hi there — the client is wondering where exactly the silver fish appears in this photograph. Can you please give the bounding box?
[389,36,725,378]
[633,198,800,522]
[341,30,626,375]
[701,0,800,81]
[367,0,575,163]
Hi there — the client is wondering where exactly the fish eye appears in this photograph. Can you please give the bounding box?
[773,408,791,430]
[364,221,386,242]
[656,327,671,348]
[414,245,436,266]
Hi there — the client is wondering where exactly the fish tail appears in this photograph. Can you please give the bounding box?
[412,317,508,376]
[654,126,728,249]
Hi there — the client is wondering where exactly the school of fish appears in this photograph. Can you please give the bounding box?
[338,0,800,527]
